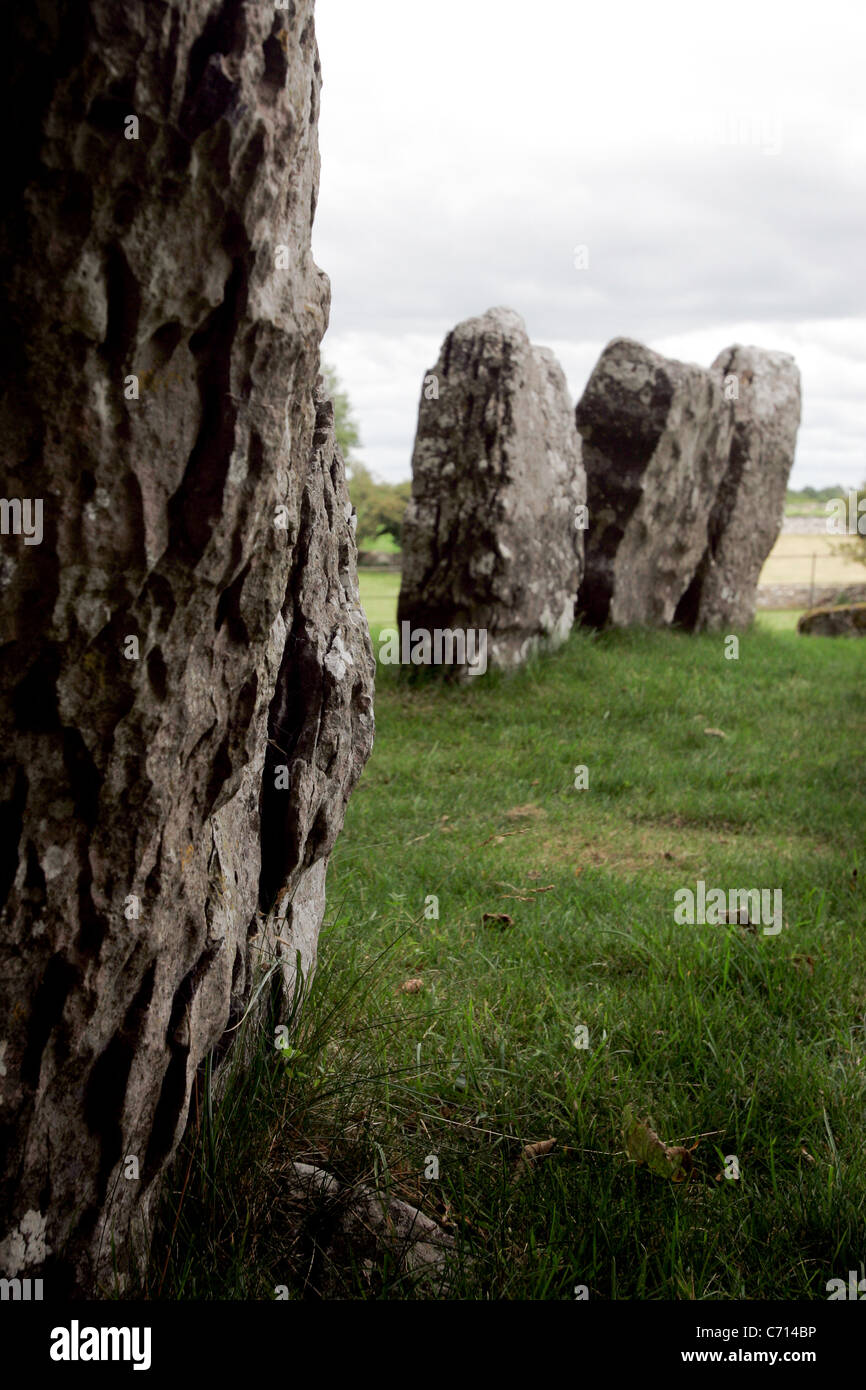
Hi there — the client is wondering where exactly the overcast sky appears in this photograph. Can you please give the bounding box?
[313,0,866,488]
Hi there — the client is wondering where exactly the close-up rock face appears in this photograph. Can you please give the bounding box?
[575,338,733,629]
[0,0,374,1297]
[398,307,586,672]
[675,346,801,631]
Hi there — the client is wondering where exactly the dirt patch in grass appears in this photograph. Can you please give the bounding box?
[498,816,841,879]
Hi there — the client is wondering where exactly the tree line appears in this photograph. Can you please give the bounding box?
[324,364,410,550]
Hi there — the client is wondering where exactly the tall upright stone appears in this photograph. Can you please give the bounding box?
[398,308,586,673]
[575,338,733,628]
[675,346,801,631]
[0,0,374,1295]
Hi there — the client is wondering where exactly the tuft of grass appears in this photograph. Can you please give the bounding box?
[147,617,865,1300]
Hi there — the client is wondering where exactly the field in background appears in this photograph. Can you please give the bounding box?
[760,534,862,588]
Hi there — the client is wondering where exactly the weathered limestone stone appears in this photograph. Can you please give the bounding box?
[575,338,733,628]
[0,0,373,1296]
[397,308,586,673]
[286,1162,457,1293]
[797,603,866,636]
[675,347,801,631]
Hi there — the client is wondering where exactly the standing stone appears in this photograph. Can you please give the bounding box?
[675,347,801,631]
[398,308,585,672]
[575,338,733,628]
[0,0,374,1296]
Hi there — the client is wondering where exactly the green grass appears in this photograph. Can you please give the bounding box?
[358,569,400,629]
[754,610,804,633]
[357,530,401,554]
[147,612,865,1301]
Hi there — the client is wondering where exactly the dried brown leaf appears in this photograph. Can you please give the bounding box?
[623,1106,695,1182]
[512,1136,557,1182]
[482,912,514,929]
[790,954,815,973]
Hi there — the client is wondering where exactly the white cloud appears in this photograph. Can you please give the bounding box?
[314,0,866,487]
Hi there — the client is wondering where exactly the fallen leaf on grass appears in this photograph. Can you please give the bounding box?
[482,912,514,929]
[790,954,815,974]
[400,978,424,994]
[622,1105,695,1182]
[523,1137,556,1161]
[513,1137,557,1181]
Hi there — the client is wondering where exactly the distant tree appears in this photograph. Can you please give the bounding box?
[321,361,411,548]
[372,479,412,546]
[786,484,849,516]
[321,362,361,464]
[343,459,381,543]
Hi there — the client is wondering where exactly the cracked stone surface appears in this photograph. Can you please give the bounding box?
[398,308,586,673]
[675,346,801,631]
[0,0,373,1295]
[285,1162,457,1293]
[575,338,734,629]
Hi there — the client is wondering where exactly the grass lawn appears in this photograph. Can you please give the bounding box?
[755,610,804,633]
[150,591,865,1301]
[357,569,401,629]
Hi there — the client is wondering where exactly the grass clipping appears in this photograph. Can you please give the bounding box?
[623,1106,695,1182]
